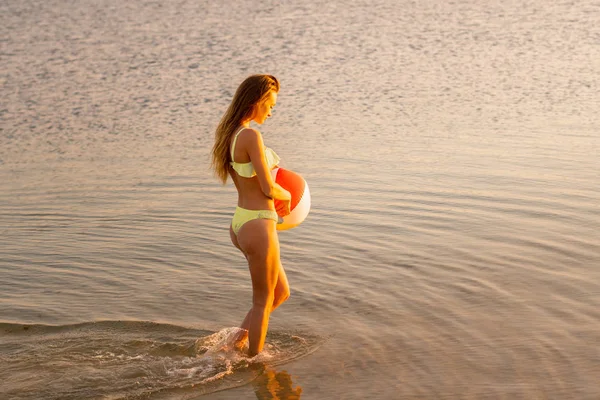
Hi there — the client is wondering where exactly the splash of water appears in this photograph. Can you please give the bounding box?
[0,321,324,400]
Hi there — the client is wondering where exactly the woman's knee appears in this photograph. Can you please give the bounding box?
[279,287,290,303]
[272,287,290,309]
[253,290,275,309]
[274,265,290,303]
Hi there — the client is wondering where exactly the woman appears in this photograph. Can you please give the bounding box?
[211,74,292,357]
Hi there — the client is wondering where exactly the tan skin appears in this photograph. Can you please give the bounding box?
[228,90,292,356]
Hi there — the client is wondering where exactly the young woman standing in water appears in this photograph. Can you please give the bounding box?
[211,75,292,356]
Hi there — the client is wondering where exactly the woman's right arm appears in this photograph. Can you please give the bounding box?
[244,129,291,211]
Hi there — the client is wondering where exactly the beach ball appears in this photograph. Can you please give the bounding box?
[271,167,311,231]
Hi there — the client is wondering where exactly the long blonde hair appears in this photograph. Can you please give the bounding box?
[211,74,280,183]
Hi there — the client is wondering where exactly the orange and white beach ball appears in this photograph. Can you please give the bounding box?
[271,167,311,231]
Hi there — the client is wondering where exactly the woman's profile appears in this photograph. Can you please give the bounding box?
[211,74,292,357]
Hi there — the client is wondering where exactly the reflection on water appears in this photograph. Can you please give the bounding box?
[252,367,303,400]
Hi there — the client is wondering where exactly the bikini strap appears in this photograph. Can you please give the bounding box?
[230,127,247,161]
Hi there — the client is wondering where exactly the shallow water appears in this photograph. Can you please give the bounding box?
[1,0,599,398]
[0,322,322,399]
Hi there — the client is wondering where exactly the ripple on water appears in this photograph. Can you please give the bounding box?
[0,321,326,400]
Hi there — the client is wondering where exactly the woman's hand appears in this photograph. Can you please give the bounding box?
[275,188,292,216]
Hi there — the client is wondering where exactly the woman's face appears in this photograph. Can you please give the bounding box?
[252,91,277,124]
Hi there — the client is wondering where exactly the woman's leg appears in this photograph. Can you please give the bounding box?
[234,261,290,349]
[229,225,251,348]
[237,218,280,356]
[271,262,290,311]
[239,259,290,325]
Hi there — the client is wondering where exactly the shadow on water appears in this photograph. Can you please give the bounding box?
[0,321,323,399]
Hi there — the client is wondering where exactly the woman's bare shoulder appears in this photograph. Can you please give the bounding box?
[238,128,263,146]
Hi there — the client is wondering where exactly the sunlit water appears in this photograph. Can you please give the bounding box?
[1,0,599,399]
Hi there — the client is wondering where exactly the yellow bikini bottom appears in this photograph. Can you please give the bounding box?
[231,207,279,236]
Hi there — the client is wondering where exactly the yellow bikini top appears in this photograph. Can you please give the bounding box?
[230,127,280,178]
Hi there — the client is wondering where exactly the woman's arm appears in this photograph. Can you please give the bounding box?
[244,129,291,206]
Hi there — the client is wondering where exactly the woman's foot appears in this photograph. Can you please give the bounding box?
[232,329,249,352]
